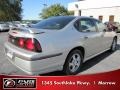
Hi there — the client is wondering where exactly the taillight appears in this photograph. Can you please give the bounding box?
[25,38,34,51]
[8,35,42,52]
[19,38,25,48]
[35,41,41,51]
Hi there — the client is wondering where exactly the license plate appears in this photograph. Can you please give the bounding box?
[7,50,13,59]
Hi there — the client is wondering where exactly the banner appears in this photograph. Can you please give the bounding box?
[0,69,120,90]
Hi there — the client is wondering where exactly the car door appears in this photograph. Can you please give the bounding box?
[74,18,103,59]
[94,20,113,50]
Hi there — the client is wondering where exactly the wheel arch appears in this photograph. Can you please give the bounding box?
[63,46,85,74]
[64,46,85,66]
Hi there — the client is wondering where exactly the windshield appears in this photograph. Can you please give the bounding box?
[32,16,75,30]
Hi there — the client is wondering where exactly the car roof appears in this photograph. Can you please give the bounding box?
[54,16,93,18]
[52,16,98,20]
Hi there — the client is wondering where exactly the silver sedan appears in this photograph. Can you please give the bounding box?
[4,16,117,75]
[0,22,9,31]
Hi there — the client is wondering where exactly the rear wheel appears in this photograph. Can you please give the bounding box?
[63,50,83,75]
[110,38,117,52]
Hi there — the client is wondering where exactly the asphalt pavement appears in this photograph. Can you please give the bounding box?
[0,32,120,76]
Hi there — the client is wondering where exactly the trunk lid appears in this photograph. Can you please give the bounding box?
[9,27,56,34]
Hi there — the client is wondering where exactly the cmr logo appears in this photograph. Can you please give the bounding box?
[4,79,15,88]
[3,78,36,89]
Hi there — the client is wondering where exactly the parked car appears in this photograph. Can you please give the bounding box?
[27,20,40,27]
[114,22,120,33]
[14,21,23,28]
[104,21,120,32]
[6,22,17,29]
[8,21,23,28]
[4,16,117,75]
[20,22,29,28]
[0,22,9,31]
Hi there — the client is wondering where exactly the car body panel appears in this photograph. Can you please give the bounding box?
[4,16,117,75]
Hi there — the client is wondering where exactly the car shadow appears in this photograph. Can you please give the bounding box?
[40,44,120,76]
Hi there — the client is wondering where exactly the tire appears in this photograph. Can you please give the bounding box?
[63,49,83,75]
[110,38,117,52]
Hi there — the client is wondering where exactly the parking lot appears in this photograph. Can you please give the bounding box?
[0,32,120,76]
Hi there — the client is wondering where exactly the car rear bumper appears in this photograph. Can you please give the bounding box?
[6,56,63,75]
[4,42,65,75]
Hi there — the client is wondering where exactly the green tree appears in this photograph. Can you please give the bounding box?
[40,4,73,19]
[0,0,22,21]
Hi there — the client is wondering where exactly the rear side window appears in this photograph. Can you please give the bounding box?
[93,19,106,32]
[74,18,97,32]
[32,16,75,30]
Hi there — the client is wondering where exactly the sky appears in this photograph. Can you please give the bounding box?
[22,0,77,20]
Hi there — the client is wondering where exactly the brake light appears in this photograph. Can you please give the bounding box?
[8,35,42,52]
[25,39,34,51]
[19,38,24,48]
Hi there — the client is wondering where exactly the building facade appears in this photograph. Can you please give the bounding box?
[68,0,120,23]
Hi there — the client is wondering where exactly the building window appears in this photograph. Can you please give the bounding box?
[98,16,103,22]
[109,15,114,22]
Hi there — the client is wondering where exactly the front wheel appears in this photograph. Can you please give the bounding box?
[110,38,117,52]
[63,50,83,75]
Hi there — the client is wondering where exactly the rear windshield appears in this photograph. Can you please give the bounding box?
[32,16,75,30]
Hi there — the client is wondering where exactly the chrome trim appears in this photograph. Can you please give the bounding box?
[14,53,63,61]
